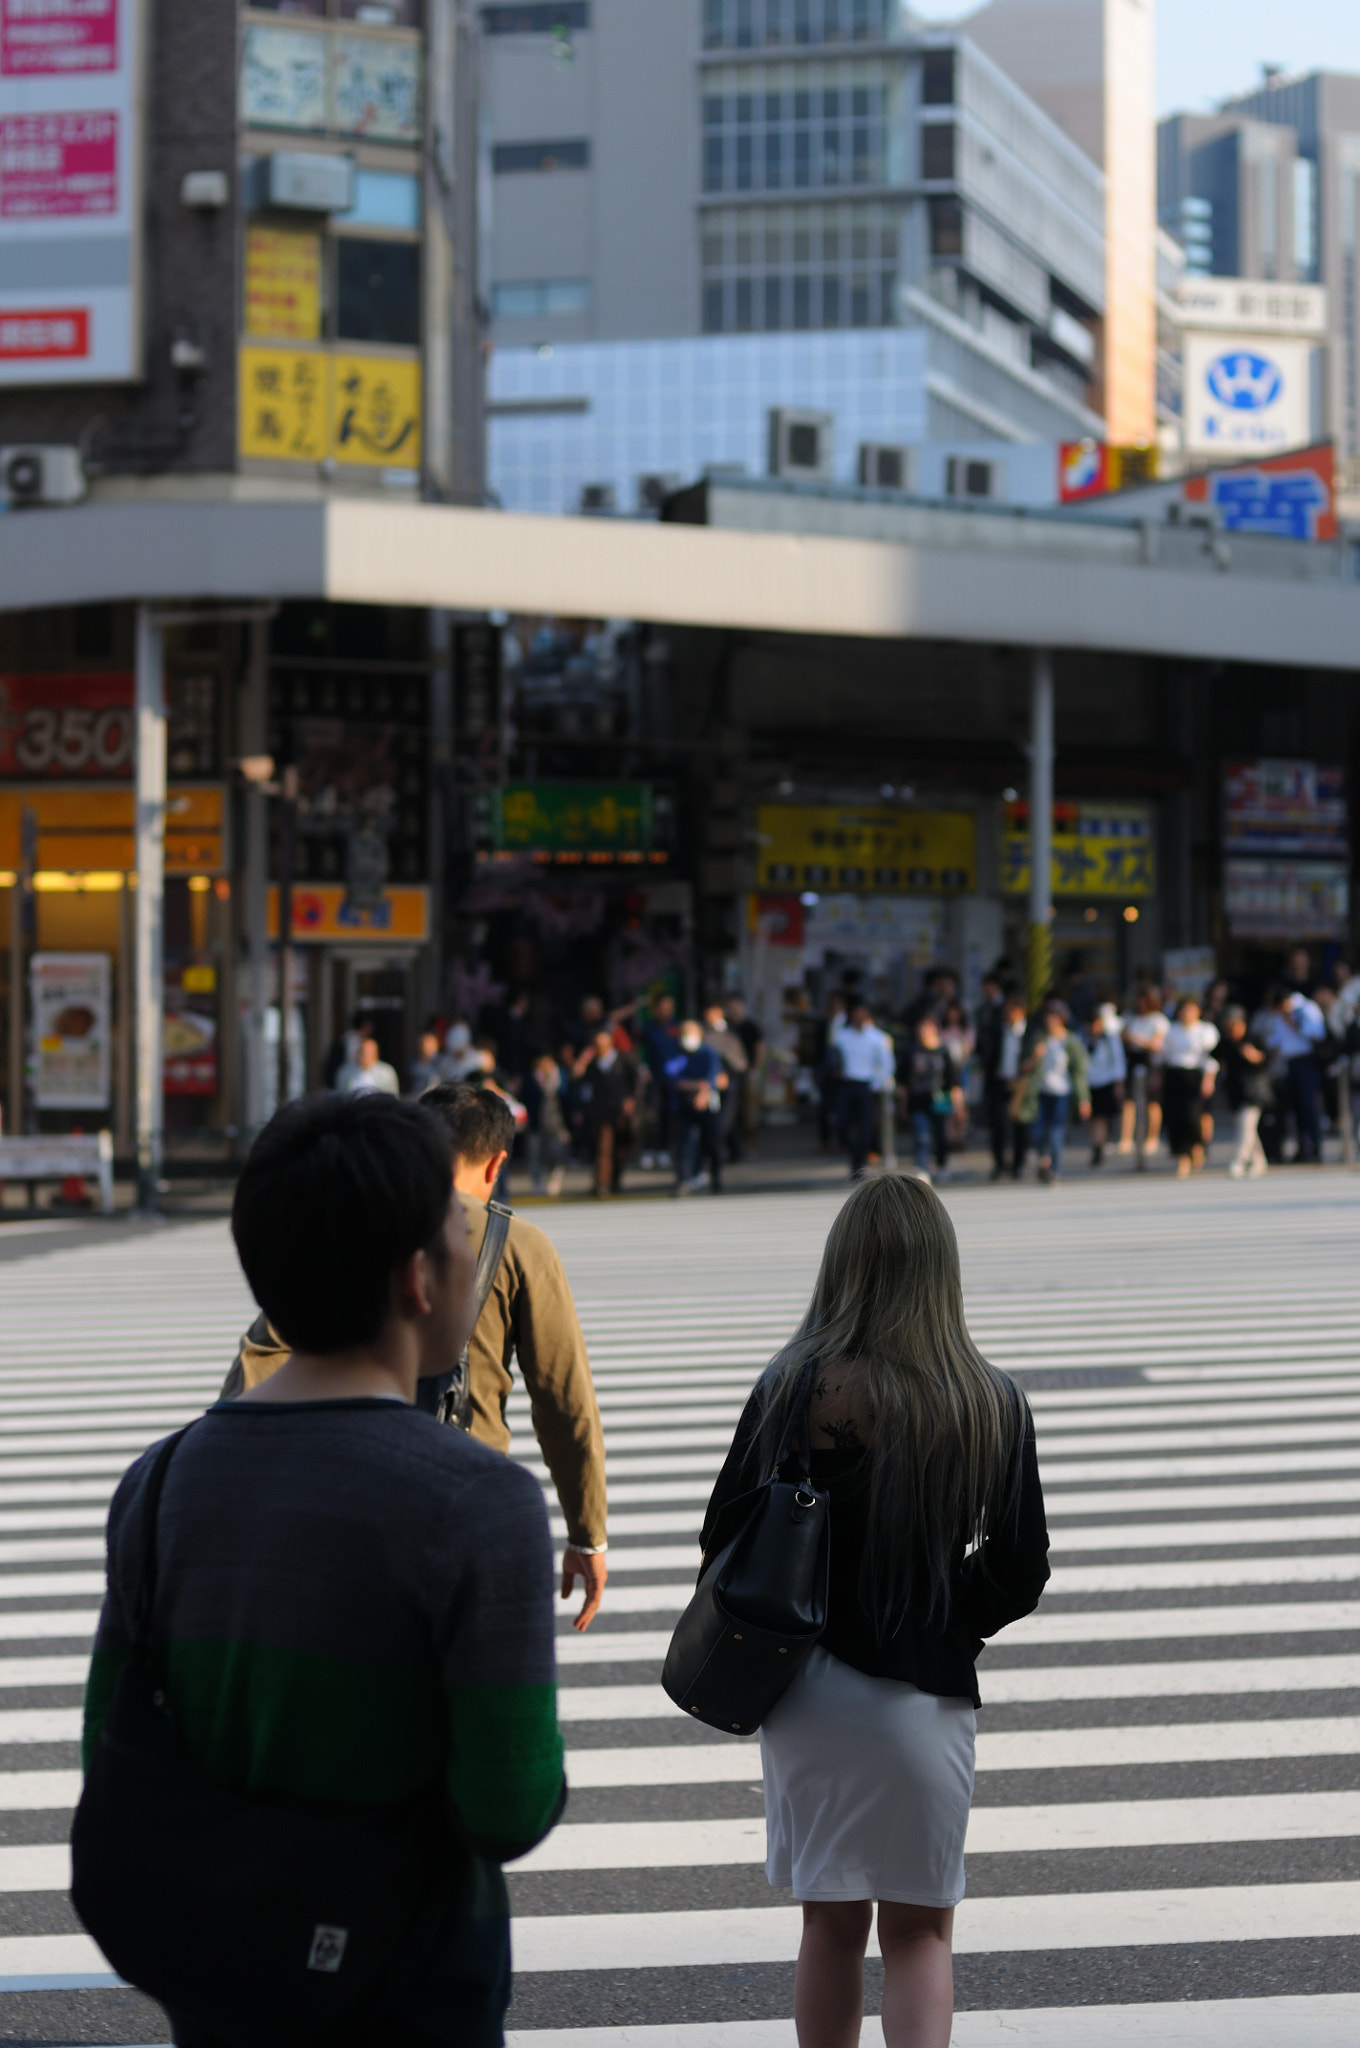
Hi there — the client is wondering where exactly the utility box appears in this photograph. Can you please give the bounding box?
[768,408,834,482]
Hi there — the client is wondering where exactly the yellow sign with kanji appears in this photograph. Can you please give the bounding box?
[238,347,421,468]
[331,351,421,468]
[756,805,976,895]
[239,346,327,461]
[244,227,322,341]
[1002,800,1156,898]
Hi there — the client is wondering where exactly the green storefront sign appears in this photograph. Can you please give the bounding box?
[490,782,656,858]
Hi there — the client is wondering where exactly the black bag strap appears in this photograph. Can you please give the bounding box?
[129,1427,193,1656]
[437,1202,512,1427]
[771,1392,814,1485]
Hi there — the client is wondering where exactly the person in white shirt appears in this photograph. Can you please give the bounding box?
[1085,1004,1127,1168]
[1122,988,1169,1160]
[1266,988,1327,1162]
[336,1029,401,1097]
[833,1000,896,1178]
[988,991,1029,1181]
[1160,998,1219,1177]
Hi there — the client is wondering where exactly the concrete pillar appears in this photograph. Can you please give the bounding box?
[1027,651,1054,1014]
[134,606,166,1212]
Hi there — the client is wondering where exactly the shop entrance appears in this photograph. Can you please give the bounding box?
[323,951,419,1086]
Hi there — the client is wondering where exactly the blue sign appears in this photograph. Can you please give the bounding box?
[1205,351,1283,412]
[1209,470,1329,541]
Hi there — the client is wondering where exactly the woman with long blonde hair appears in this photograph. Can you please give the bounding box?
[701,1175,1049,2048]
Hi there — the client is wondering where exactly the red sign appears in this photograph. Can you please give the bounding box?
[1,0,118,76]
[0,673,133,778]
[0,307,89,360]
[0,110,117,218]
[1183,441,1336,542]
[1058,441,1109,502]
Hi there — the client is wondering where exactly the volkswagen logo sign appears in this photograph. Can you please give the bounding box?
[1206,350,1283,411]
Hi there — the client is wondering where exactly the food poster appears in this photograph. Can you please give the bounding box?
[163,963,218,1096]
[30,952,110,1109]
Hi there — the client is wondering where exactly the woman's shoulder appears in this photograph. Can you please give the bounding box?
[807,1356,876,1456]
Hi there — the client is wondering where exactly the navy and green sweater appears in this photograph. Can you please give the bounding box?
[84,1398,565,1878]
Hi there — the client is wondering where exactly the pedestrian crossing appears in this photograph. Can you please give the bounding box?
[0,1176,1354,2043]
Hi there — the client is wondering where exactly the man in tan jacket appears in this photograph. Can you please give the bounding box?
[226,1084,607,1630]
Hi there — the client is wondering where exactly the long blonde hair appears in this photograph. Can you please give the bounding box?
[756,1174,1024,1628]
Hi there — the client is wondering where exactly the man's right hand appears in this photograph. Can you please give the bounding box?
[561,1548,607,1632]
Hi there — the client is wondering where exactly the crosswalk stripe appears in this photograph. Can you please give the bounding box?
[2,1183,1358,2041]
[561,1718,1360,1785]
[509,1884,1360,1971]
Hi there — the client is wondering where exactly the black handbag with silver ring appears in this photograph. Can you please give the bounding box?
[662,1404,829,1736]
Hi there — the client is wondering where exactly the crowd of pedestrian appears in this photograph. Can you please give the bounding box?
[322,986,766,1201]
[813,946,1360,1186]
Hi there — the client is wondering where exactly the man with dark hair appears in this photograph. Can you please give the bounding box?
[230,1083,608,1629]
[83,1094,564,2042]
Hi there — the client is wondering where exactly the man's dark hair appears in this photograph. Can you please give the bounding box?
[421,1082,515,1164]
[231,1093,453,1355]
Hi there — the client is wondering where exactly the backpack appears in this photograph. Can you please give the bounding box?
[70,1430,462,2045]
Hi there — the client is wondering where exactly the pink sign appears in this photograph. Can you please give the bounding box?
[0,110,116,217]
[1,0,117,77]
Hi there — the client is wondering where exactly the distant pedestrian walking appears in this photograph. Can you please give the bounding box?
[1014,1001,1090,1184]
[1085,1003,1126,1167]
[833,998,896,1178]
[573,1030,638,1196]
[1221,1005,1271,1178]
[666,1019,726,1193]
[335,1027,400,1096]
[701,1176,1049,2048]
[1161,997,1219,1177]
[902,1015,963,1184]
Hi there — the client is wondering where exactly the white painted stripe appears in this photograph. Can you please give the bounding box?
[0,1459,136,1481]
[0,1770,81,1809]
[516,1792,1360,1871]
[558,1479,1360,1523]
[0,1931,116,1989]
[1050,1556,1360,1595]
[0,1491,113,1515]
[557,1497,1360,1544]
[510,1882,1360,1971]
[533,1448,1360,1488]
[0,1843,67,1890]
[0,1510,107,1534]
[555,1603,1360,1667]
[0,1540,103,1564]
[0,1573,104,1599]
[505,1992,1360,2048]
[1039,1424,1360,1456]
[594,1398,1360,1434]
[0,1610,97,1640]
[0,1708,79,1742]
[562,1719,1360,1787]
[554,1656,1360,1721]
[0,1658,86,1688]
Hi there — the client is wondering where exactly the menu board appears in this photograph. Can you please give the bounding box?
[30,952,110,1109]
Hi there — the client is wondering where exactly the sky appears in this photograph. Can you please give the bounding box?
[918,2,1360,114]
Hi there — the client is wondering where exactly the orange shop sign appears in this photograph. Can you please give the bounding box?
[266,884,429,944]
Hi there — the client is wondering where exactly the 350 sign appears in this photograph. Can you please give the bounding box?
[0,674,135,778]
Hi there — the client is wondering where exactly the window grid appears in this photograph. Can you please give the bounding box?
[703,73,887,194]
[703,0,890,49]
[702,200,901,332]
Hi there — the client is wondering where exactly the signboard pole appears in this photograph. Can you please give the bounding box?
[242,620,269,1137]
[1027,652,1054,1013]
[134,604,165,1213]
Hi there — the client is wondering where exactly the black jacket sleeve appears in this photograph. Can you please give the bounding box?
[953,1404,1050,1641]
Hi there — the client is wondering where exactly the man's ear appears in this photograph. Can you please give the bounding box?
[400,1247,435,1321]
[483,1149,509,1191]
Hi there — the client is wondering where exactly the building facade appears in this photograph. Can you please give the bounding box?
[0,0,484,1160]
[1158,71,1360,487]
[484,1,1109,511]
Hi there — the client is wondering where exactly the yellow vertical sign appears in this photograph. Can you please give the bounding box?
[244,227,322,341]
[331,352,421,467]
[239,346,327,461]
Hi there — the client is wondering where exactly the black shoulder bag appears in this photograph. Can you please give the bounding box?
[662,1404,829,1736]
[416,1200,512,1430]
[71,1430,460,2047]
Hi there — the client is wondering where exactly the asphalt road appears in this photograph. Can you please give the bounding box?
[0,1171,1356,2044]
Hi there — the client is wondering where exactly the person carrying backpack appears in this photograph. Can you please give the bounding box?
[74,1093,565,2045]
[225,1084,608,1631]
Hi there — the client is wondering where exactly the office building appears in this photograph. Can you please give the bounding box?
[962,0,1157,444]
[484,1,1109,512]
[0,0,483,1158]
[1158,71,1360,481]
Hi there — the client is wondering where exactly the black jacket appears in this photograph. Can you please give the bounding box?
[700,1380,1050,1708]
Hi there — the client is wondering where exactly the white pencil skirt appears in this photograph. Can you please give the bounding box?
[760,1646,976,1906]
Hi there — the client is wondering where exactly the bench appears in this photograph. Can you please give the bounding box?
[0,1132,115,1215]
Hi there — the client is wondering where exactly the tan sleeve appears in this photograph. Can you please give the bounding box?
[509,1221,607,1552]
[221,1312,291,1399]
